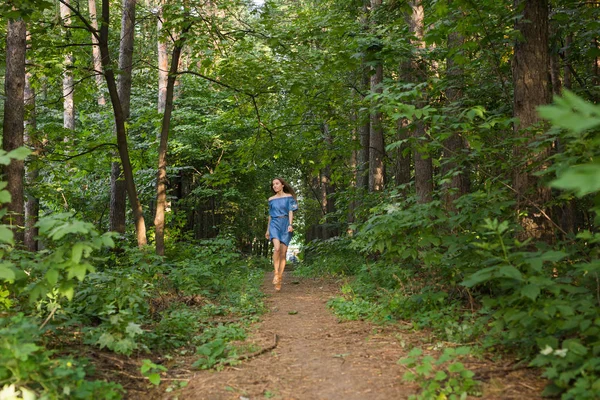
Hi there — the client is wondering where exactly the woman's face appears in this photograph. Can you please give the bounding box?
[272,179,283,193]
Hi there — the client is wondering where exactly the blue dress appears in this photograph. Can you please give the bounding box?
[268,196,298,246]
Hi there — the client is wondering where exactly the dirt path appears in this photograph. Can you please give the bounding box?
[178,272,545,400]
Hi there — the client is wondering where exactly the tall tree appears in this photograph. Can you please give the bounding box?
[157,0,168,113]
[88,0,106,106]
[90,0,147,246]
[109,0,136,234]
[356,0,370,191]
[2,18,27,245]
[407,0,432,203]
[155,22,191,255]
[441,15,470,209]
[60,0,75,130]
[368,0,384,192]
[512,0,551,237]
[24,34,39,251]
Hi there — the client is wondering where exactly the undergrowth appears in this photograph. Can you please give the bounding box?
[307,94,600,400]
[0,203,269,400]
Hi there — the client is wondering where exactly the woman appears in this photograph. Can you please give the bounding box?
[265,178,298,291]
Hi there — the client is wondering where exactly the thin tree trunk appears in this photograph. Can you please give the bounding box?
[563,34,572,90]
[2,19,27,245]
[109,0,136,234]
[357,62,370,191]
[355,1,370,192]
[512,0,552,238]
[60,0,75,131]
[155,24,191,255]
[157,0,168,113]
[393,113,411,188]
[408,0,432,203]
[441,25,470,209]
[98,0,147,246]
[89,0,106,106]
[118,0,136,120]
[24,39,39,251]
[109,162,126,233]
[368,0,384,192]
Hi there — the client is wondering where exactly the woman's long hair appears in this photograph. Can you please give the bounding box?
[272,177,297,200]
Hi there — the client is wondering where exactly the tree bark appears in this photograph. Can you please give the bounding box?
[512,0,552,238]
[89,0,106,106]
[356,0,370,192]
[157,0,168,113]
[60,0,75,131]
[24,42,39,251]
[109,0,136,234]
[2,19,27,245]
[155,24,191,255]
[441,25,470,209]
[98,0,147,246]
[368,0,384,192]
[109,162,126,233]
[408,0,432,203]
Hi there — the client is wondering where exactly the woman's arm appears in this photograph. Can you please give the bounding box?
[265,216,271,239]
[287,210,294,232]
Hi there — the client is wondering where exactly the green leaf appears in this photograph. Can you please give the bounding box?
[521,284,541,301]
[550,163,600,197]
[497,265,523,281]
[6,147,32,160]
[126,322,144,337]
[0,191,11,204]
[67,263,88,281]
[46,269,59,286]
[434,370,448,381]
[0,263,16,281]
[148,373,161,386]
[97,333,115,349]
[71,243,84,264]
[0,225,14,245]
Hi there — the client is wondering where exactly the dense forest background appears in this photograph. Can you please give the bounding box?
[1,0,600,398]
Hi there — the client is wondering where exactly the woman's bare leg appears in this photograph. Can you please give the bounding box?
[272,239,281,284]
[279,243,288,283]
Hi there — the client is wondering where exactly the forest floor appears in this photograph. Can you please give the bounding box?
[119,271,547,400]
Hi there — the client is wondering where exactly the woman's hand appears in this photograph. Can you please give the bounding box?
[265,231,270,240]
[287,225,293,233]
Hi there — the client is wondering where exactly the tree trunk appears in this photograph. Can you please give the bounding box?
[155,24,191,255]
[393,112,411,188]
[24,42,39,251]
[357,63,370,191]
[356,0,370,192]
[368,0,384,192]
[512,0,552,238]
[408,0,432,203]
[441,26,470,209]
[109,0,136,234]
[2,19,27,245]
[99,0,147,246]
[563,34,572,90]
[118,0,136,120]
[88,0,106,106]
[157,0,168,113]
[109,162,126,233]
[60,0,75,131]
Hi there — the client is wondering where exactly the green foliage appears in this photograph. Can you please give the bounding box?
[0,313,123,399]
[401,347,481,400]
[140,359,168,386]
[297,237,362,277]
[192,324,247,369]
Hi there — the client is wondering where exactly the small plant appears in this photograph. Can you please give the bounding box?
[400,346,481,400]
[192,323,247,369]
[140,359,168,386]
